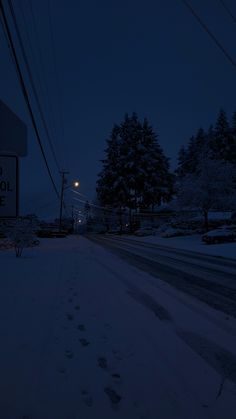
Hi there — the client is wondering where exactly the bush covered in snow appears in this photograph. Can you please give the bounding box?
[2,218,39,257]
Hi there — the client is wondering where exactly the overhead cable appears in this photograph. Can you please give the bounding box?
[219,0,236,25]
[8,0,61,172]
[0,0,60,199]
[181,0,236,70]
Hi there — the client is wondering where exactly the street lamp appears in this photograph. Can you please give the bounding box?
[63,180,80,191]
[73,181,80,188]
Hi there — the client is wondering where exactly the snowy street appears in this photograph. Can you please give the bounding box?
[1,235,236,419]
[90,235,236,318]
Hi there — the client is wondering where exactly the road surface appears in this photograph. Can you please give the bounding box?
[89,234,236,318]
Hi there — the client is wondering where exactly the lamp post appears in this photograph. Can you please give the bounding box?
[59,172,80,231]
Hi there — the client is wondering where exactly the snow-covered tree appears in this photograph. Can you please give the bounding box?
[97,123,128,209]
[209,109,234,162]
[97,113,173,219]
[177,157,236,230]
[176,109,236,181]
[117,113,142,213]
[230,111,236,163]
[140,117,173,209]
[176,128,207,178]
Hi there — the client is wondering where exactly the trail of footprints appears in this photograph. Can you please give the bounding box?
[59,276,123,410]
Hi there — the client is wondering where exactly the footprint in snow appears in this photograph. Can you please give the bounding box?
[65,350,74,359]
[104,387,122,405]
[74,304,80,311]
[68,298,73,303]
[81,389,93,407]
[101,334,108,341]
[78,324,86,331]
[62,326,69,330]
[66,313,74,321]
[58,367,66,374]
[98,357,108,370]
[79,338,90,347]
[111,373,121,381]
[112,350,123,361]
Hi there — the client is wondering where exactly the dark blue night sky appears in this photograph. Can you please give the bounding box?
[1,0,236,217]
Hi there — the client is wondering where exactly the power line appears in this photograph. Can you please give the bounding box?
[0,5,23,87]
[17,1,58,151]
[69,188,89,199]
[181,0,236,70]
[47,0,67,167]
[219,0,236,25]
[0,0,60,199]
[27,0,60,152]
[59,170,69,230]
[7,0,61,172]
[72,194,127,213]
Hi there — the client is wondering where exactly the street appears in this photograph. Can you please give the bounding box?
[0,235,236,419]
[90,235,236,318]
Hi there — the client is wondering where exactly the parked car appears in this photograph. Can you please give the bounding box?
[202,225,236,244]
[107,228,121,234]
[161,227,196,238]
[36,229,67,238]
[135,227,156,237]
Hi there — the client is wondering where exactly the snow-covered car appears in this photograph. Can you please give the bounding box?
[134,227,155,237]
[161,226,197,238]
[202,225,236,244]
[36,229,67,238]
[108,228,121,234]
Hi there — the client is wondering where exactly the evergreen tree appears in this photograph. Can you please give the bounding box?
[140,118,173,209]
[210,109,234,161]
[97,114,174,220]
[176,145,189,178]
[230,112,236,163]
[176,128,207,178]
[177,157,236,230]
[97,124,127,208]
[176,108,236,231]
[231,111,236,133]
[119,113,143,212]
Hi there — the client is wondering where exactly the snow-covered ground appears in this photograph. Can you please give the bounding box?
[128,233,236,260]
[1,236,236,419]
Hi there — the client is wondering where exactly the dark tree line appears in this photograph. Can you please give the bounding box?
[96,113,174,221]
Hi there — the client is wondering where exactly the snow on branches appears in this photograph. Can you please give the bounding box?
[3,218,39,257]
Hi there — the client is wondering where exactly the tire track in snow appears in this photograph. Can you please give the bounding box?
[91,236,236,318]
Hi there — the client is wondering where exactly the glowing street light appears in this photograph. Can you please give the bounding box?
[73,181,80,188]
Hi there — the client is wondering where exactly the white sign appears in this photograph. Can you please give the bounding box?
[0,155,18,218]
[0,100,27,157]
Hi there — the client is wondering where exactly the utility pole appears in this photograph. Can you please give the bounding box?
[59,170,69,231]
[71,204,75,233]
